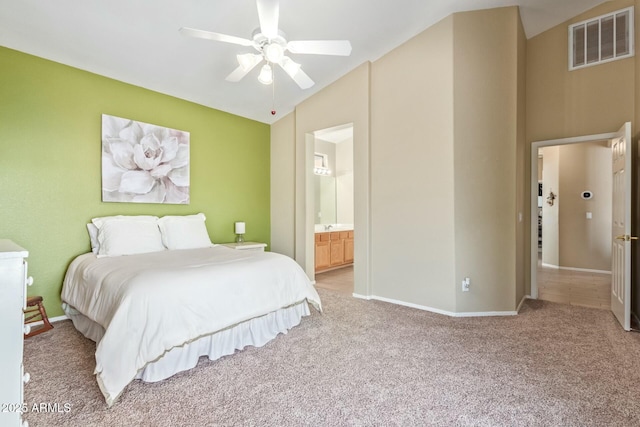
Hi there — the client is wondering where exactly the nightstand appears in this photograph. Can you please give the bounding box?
[221,242,267,252]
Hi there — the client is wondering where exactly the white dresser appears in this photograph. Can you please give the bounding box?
[0,240,31,427]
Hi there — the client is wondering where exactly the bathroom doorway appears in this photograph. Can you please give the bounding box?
[311,123,354,295]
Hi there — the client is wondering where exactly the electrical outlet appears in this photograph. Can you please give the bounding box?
[462,277,470,292]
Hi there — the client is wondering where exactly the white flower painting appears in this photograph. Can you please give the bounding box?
[101,114,190,204]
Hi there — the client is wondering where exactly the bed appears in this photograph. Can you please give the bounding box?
[60,214,321,407]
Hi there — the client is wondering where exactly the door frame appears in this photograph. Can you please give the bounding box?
[299,122,371,297]
[530,131,618,299]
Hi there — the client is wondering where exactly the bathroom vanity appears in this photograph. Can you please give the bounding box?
[315,228,354,272]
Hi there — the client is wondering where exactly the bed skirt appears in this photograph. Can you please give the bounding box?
[62,302,310,383]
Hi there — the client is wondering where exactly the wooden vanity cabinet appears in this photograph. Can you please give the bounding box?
[329,232,343,266]
[315,230,354,272]
[315,233,330,271]
[344,231,354,263]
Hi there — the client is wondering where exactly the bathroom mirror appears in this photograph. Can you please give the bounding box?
[313,124,354,228]
[314,175,336,225]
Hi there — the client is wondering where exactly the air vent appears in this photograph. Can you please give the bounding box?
[569,6,634,70]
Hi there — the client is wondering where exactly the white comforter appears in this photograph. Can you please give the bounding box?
[61,246,321,406]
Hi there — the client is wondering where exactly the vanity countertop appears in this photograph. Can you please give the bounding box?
[315,225,354,233]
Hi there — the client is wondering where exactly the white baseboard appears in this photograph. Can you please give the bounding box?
[352,293,518,317]
[27,314,68,328]
[541,263,611,275]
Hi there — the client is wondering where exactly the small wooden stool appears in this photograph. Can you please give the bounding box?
[24,296,53,338]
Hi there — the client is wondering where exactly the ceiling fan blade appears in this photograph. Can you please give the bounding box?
[257,0,279,39]
[287,40,352,56]
[291,68,315,90]
[226,65,253,82]
[226,54,263,82]
[279,60,314,89]
[179,27,253,47]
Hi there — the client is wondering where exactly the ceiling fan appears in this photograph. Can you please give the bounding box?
[179,0,352,90]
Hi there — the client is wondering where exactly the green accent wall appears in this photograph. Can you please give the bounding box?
[0,46,270,317]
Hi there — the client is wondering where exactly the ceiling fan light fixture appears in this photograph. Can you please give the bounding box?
[264,43,284,64]
[180,1,352,92]
[258,64,273,85]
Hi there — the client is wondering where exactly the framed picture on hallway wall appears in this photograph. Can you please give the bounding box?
[101,114,190,204]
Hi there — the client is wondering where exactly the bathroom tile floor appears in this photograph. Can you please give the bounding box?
[315,266,354,295]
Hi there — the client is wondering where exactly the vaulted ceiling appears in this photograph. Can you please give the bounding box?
[0,0,607,124]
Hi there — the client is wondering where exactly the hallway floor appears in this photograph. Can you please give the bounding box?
[537,260,610,310]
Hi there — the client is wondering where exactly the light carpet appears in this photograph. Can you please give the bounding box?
[23,289,640,426]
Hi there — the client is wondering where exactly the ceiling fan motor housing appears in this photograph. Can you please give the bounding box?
[252,29,288,63]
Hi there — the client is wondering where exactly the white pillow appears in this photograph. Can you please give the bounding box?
[92,216,165,257]
[87,223,99,254]
[158,213,213,250]
[91,215,159,229]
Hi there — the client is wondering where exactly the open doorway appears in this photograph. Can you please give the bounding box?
[536,142,612,309]
[530,123,633,330]
[310,123,354,295]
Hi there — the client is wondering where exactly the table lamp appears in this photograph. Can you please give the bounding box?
[235,222,245,243]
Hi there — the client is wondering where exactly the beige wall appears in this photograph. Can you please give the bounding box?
[271,2,640,316]
[526,0,636,142]
[541,142,612,272]
[538,157,543,180]
[452,7,524,312]
[558,142,612,271]
[270,112,296,258]
[271,7,526,314]
[370,6,526,313]
[370,15,456,311]
[516,13,528,308]
[335,138,354,225]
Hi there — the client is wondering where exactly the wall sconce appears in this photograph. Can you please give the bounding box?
[235,221,245,243]
[546,191,556,206]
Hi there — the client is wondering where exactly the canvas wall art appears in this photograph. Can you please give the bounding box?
[101,114,190,204]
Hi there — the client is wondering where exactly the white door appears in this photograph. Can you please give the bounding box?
[611,122,633,331]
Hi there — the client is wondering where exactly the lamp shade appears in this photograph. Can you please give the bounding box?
[258,64,273,85]
[264,43,284,64]
[237,53,261,71]
[235,222,246,234]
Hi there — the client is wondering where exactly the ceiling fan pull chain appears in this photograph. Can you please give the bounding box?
[271,72,276,116]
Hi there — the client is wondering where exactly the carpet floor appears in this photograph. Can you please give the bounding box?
[23,289,640,426]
